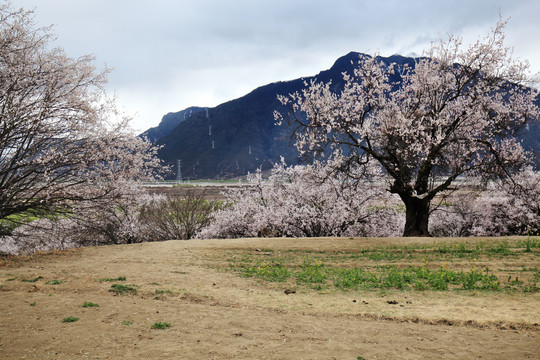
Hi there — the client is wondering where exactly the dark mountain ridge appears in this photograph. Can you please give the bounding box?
[148,52,540,179]
[142,106,207,142]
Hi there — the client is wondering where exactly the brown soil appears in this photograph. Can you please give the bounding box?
[0,237,538,359]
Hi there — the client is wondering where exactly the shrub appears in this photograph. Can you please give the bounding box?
[139,192,220,240]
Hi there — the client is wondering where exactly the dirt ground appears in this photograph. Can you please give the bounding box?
[0,237,538,359]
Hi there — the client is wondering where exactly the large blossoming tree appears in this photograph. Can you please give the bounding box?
[275,19,539,236]
[0,3,160,235]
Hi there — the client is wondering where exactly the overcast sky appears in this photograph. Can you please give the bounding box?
[15,0,540,132]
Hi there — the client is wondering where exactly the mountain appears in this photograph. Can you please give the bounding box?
[152,51,361,179]
[142,106,207,142]
[148,52,540,180]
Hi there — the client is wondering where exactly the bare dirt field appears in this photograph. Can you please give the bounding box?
[0,236,538,359]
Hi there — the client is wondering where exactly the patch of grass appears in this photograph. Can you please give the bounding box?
[364,248,407,261]
[155,289,172,294]
[296,259,328,286]
[121,320,134,326]
[151,322,171,329]
[29,301,36,306]
[219,240,538,293]
[333,267,378,289]
[486,240,512,256]
[226,253,254,264]
[435,243,480,258]
[62,316,79,323]
[99,276,126,283]
[81,301,99,308]
[338,264,501,291]
[383,266,422,289]
[233,260,510,292]
[241,260,290,282]
[171,271,188,274]
[279,241,521,264]
[108,283,138,295]
[521,267,540,293]
[21,276,43,283]
[518,235,540,253]
[45,280,63,285]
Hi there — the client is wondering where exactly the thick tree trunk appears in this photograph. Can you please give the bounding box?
[403,198,431,237]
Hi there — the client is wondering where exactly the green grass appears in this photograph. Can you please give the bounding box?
[241,260,290,282]
[0,209,72,232]
[435,243,481,257]
[251,263,503,291]
[256,240,524,264]
[45,280,63,285]
[99,276,126,283]
[518,235,540,253]
[151,322,171,329]
[296,259,328,288]
[245,263,502,291]
[121,321,134,326]
[21,276,43,283]
[0,212,41,232]
[62,316,79,323]
[155,289,172,294]
[81,301,99,308]
[486,240,512,256]
[226,238,539,293]
[108,284,138,295]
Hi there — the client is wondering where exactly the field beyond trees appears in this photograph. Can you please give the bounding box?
[1,236,538,359]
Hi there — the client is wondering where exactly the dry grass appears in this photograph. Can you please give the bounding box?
[0,236,538,359]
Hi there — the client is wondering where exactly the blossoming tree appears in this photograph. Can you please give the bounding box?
[0,4,160,235]
[275,19,539,236]
[198,160,402,239]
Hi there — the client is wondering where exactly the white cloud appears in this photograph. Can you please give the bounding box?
[15,0,540,132]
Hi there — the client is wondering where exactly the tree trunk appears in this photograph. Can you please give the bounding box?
[403,198,431,237]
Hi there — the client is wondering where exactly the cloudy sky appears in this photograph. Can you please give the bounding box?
[16,0,540,132]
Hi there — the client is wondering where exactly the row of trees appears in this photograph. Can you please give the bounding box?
[200,162,540,240]
[3,159,539,254]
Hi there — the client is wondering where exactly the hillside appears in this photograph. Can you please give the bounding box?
[148,52,540,179]
[142,106,207,142]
